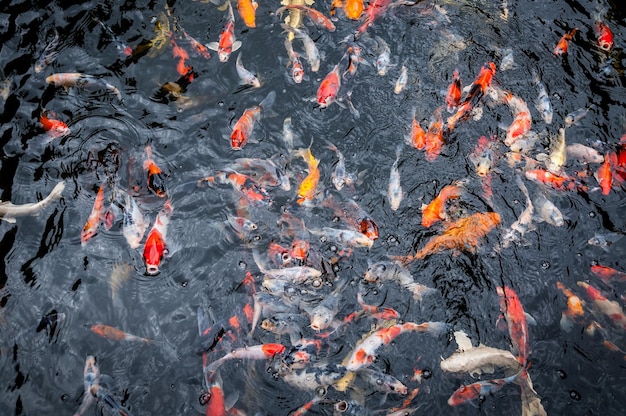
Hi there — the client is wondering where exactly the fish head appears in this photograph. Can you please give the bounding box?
[143,230,165,275]
[363,262,386,282]
[310,307,333,331]
[81,223,98,246]
[230,130,246,150]
[148,172,167,197]
[218,50,230,63]
[359,218,379,240]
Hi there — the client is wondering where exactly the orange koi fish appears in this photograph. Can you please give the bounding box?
[331,0,364,19]
[424,106,444,161]
[497,285,530,367]
[524,168,577,191]
[421,183,463,228]
[90,324,151,342]
[392,212,501,264]
[230,91,276,150]
[448,372,521,406]
[207,1,242,62]
[595,21,614,51]
[202,171,272,206]
[205,343,285,375]
[81,183,106,246]
[345,321,449,371]
[143,200,173,275]
[144,146,167,197]
[357,0,393,35]
[317,64,341,108]
[295,146,321,205]
[591,264,626,284]
[446,70,462,113]
[406,109,426,149]
[40,110,70,139]
[556,281,585,331]
[276,5,335,31]
[446,62,496,131]
[577,281,626,330]
[182,30,211,59]
[171,36,194,80]
[290,239,310,261]
[237,0,258,28]
[497,90,532,147]
[595,152,617,195]
[553,28,578,56]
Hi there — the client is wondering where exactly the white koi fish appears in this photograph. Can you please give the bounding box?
[0,182,64,223]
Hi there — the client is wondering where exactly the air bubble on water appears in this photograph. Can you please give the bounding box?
[238,261,247,269]
[557,369,567,379]
[315,386,326,397]
[61,394,68,402]
[570,390,581,401]
[181,281,188,288]
[330,245,337,252]
[423,368,432,379]
[541,260,550,269]
[332,264,340,273]
[588,211,596,218]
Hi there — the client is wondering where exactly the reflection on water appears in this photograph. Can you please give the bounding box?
[1,0,626,415]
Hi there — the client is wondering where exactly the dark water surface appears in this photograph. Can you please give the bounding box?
[1,0,625,415]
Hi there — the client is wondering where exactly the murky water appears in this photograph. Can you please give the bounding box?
[1,0,625,415]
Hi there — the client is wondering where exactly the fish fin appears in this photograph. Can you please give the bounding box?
[232,41,242,52]
[206,42,219,51]
[0,216,16,223]
[524,312,537,326]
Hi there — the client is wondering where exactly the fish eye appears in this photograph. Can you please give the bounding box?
[249,223,258,230]
[281,253,291,262]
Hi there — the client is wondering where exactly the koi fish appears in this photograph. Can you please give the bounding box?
[73,356,100,416]
[566,144,604,164]
[392,212,501,264]
[40,110,70,140]
[357,0,393,35]
[591,264,626,284]
[556,281,585,331]
[388,144,403,211]
[326,140,356,191]
[565,106,592,128]
[595,152,616,195]
[317,64,341,108]
[46,72,121,100]
[202,171,272,206]
[345,321,449,371]
[532,69,552,124]
[468,135,499,177]
[252,250,322,285]
[448,372,520,406]
[181,30,211,59]
[577,281,626,330]
[235,53,261,88]
[89,384,133,416]
[143,200,173,275]
[93,17,133,57]
[594,21,614,51]
[115,189,148,249]
[284,39,305,83]
[322,195,379,240]
[90,324,151,342]
[420,183,463,228]
[295,145,321,205]
[493,89,532,148]
[424,106,444,161]
[171,36,194,79]
[537,127,566,173]
[406,108,426,149]
[588,232,623,251]
[0,181,65,223]
[81,183,106,246]
[525,168,577,191]
[533,191,565,227]
[374,35,393,76]
[144,146,167,197]
[281,24,320,72]
[331,0,363,20]
[34,30,59,73]
[355,291,401,320]
[205,343,286,376]
[360,368,408,395]
[553,28,578,56]
[276,5,336,31]
[229,157,290,190]
[309,227,374,248]
[446,62,496,131]
[207,1,242,62]
[446,70,462,113]
[237,0,258,28]
[496,285,530,367]
[500,175,534,249]
[363,261,436,302]
[394,64,408,94]
[230,91,276,150]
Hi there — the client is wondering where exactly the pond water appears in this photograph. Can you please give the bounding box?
[0,0,625,415]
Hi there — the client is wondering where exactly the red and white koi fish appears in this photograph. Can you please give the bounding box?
[91,324,151,342]
[553,28,578,56]
[205,343,286,375]
[284,39,305,84]
[595,21,614,51]
[448,371,521,406]
[491,88,532,148]
[446,69,462,113]
[40,110,70,140]
[143,200,173,275]
[345,321,449,371]
[497,285,530,367]
[181,30,211,59]
[207,1,242,62]
[201,171,272,206]
[525,168,578,191]
[281,24,320,72]
[229,157,290,191]
[556,282,585,331]
[591,264,626,284]
[230,91,276,150]
[275,5,336,32]
[321,195,379,240]
[0,181,65,223]
[235,52,261,88]
[317,64,341,109]
[93,17,133,57]
[577,281,626,330]
[357,0,393,35]
[81,183,106,246]
[46,72,121,100]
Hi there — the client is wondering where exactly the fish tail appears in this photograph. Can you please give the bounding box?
[259,90,276,111]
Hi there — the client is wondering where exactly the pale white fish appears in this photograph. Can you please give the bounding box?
[35,30,60,73]
[394,64,408,94]
[499,47,514,71]
[500,175,535,249]
[325,140,355,191]
[374,35,394,76]
[565,143,604,164]
[236,52,261,88]
[533,191,565,227]
[280,24,320,72]
[532,69,553,124]
[388,144,403,210]
[565,105,593,128]
[282,117,294,152]
[116,189,148,249]
[0,182,65,223]
[309,227,374,248]
[588,232,623,250]
[536,127,566,172]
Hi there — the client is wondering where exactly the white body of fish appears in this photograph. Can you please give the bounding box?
[0,182,65,223]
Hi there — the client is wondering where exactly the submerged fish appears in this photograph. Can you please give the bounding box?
[0,182,65,223]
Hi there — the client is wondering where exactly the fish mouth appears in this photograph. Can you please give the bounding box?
[145,264,160,275]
